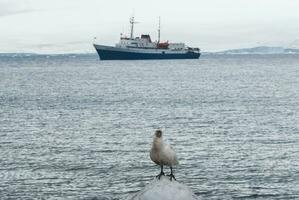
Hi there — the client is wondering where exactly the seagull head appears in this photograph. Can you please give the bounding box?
[155,129,162,138]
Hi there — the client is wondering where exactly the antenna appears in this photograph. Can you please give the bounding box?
[130,16,137,39]
[158,16,161,43]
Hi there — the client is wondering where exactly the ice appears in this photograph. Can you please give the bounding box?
[126,176,199,200]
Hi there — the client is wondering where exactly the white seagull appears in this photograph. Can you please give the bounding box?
[150,129,179,181]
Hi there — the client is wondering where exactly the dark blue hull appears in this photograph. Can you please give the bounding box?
[94,46,200,60]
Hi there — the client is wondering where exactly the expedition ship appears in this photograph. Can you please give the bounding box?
[93,17,200,60]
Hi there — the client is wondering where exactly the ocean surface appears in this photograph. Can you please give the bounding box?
[0,54,299,199]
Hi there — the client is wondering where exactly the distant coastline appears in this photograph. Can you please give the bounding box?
[1,46,299,56]
[0,53,97,57]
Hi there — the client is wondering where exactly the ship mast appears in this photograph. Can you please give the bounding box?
[130,16,136,39]
[158,16,161,43]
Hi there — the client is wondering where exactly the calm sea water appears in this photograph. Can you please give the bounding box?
[0,54,299,199]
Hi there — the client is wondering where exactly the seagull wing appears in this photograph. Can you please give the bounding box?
[162,143,179,166]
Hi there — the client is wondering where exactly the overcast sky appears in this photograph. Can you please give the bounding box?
[1,0,299,53]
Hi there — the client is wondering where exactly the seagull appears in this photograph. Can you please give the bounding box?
[150,129,179,181]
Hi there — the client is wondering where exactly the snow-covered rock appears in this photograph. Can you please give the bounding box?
[126,176,199,200]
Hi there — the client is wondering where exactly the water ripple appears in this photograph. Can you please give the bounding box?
[0,54,299,199]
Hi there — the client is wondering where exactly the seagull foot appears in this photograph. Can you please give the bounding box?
[167,173,176,181]
[156,172,165,180]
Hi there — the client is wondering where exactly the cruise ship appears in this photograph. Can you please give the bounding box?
[93,17,200,60]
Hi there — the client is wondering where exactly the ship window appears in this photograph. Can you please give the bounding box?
[162,51,165,54]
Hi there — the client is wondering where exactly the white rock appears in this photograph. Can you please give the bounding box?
[126,176,199,200]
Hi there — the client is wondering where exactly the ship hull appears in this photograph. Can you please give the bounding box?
[94,44,200,60]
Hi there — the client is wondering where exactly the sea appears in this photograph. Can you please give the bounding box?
[0,54,299,199]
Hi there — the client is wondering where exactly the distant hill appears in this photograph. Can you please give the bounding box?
[211,46,299,54]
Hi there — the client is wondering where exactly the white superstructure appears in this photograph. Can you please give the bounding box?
[114,16,199,52]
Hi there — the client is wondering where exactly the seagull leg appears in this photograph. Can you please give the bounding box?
[167,166,176,181]
[156,165,165,179]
